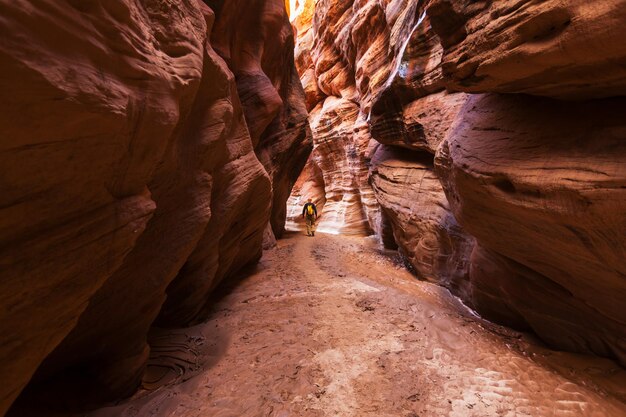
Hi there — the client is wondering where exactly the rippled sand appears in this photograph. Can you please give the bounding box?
[90,232,626,417]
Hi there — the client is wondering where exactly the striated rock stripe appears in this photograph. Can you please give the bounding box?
[435,93,626,364]
[0,0,310,414]
[428,0,626,99]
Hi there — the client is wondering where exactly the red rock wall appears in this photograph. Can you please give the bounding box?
[428,0,626,365]
[435,93,626,365]
[293,0,626,366]
[288,0,473,281]
[209,0,312,238]
[291,97,377,235]
[0,0,310,414]
[429,0,626,99]
[370,145,474,296]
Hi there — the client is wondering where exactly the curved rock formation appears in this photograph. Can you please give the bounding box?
[292,0,626,368]
[370,145,473,296]
[288,0,474,284]
[436,93,626,364]
[0,0,208,412]
[296,97,374,235]
[288,0,442,235]
[0,0,310,414]
[370,91,467,154]
[210,0,313,238]
[427,0,626,99]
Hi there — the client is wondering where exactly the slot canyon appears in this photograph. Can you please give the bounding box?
[0,0,625,416]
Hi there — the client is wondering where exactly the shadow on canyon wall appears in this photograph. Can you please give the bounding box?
[0,0,625,415]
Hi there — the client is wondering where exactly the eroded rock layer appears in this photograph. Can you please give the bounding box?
[427,0,626,364]
[370,145,473,296]
[290,97,376,235]
[427,0,626,99]
[0,0,310,414]
[291,0,626,366]
[210,0,312,238]
[436,93,626,363]
[288,0,474,287]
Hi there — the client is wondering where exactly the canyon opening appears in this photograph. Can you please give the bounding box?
[1,1,625,416]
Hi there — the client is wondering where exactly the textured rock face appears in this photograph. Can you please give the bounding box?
[423,0,626,365]
[370,90,468,154]
[427,0,626,99]
[291,97,375,235]
[370,146,473,295]
[294,0,626,367]
[158,0,312,326]
[288,0,443,235]
[288,0,473,280]
[0,1,207,412]
[292,0,324,111]
[0,0,309,414]
[436,93,626,363]
[210,0,313,238]
[285,155,327,232]
[468,244,626,354]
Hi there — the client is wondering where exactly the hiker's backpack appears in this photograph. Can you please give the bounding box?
[307,204,314,215]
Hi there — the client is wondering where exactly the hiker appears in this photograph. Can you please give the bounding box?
[302,198,318,237]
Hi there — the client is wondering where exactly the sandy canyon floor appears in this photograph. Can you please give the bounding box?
[90,233,626,417]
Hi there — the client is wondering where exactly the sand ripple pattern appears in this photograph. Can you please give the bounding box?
[90,234,626,417]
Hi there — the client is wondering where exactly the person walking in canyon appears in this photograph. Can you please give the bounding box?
[302,198,318,236]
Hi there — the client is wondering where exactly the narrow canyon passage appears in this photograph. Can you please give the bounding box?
[2,1,626,415]
[90,233,626,417]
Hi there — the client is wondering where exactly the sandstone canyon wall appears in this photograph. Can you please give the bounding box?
[288,0,475,291]
[289,0,626,365]
[0,0,310,414]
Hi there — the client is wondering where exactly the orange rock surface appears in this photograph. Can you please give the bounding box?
[288,0,474,286]
[436,93,626,364]
[0,0,310,414]
[290,0,626,367]
[428,0,626,99]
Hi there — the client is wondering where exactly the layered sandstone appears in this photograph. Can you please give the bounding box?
[0,1,208,411]
[289,0,437,235]
[287,0,385,235]
[427,0,626,99]
[292,0,626,367]
[370,91,467,154]
[435,93,626,364]
[288,0,473,284]
[210,0,312,238]
[425,0,626,365]
[370,145,474,295]
[291,97,375,235]
[0,0,309,414]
